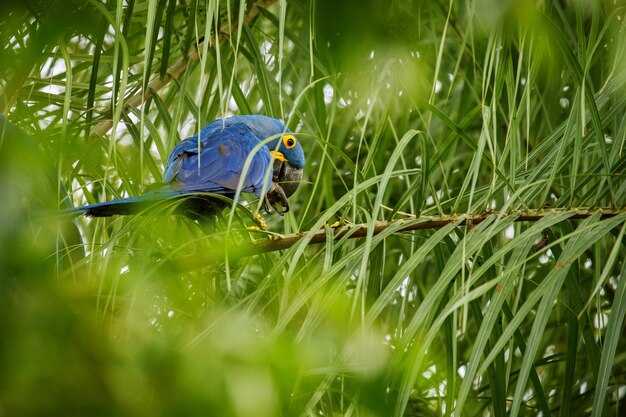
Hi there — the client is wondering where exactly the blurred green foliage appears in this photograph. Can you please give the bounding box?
[2,0,626,416]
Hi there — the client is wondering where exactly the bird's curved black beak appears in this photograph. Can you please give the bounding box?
[274,161,302,197]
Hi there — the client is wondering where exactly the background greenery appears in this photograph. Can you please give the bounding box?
[2,0,626,416]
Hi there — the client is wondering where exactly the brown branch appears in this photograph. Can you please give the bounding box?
[166,208,626,272]
[92,0,278,137]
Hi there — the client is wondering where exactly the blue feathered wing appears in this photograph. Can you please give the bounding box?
[163,121,273,196]
[71,122,273,217]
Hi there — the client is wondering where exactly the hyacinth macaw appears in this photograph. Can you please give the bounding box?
[73,115,304,218]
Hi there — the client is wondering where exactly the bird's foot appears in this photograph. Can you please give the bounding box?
[263,183,290,215]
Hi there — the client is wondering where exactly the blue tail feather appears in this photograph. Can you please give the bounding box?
[67,191,235,218]
[71,193,177,217]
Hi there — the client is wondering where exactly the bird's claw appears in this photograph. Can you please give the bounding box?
[263,183,290,215]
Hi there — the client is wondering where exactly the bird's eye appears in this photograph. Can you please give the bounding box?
[283,134,297,149]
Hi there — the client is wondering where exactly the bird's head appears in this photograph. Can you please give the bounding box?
[231,115,305,170]
[230,115,305,198]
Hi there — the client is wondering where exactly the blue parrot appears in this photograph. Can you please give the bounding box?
[73,115,304,218]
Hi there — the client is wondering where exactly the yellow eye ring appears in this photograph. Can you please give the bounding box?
[283,134,297,149]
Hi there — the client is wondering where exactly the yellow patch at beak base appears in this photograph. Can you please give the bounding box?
[270,150,287,162]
